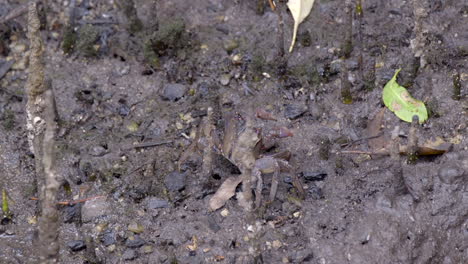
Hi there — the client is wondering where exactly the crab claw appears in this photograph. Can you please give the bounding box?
[271,126,294,138]
[256,109,277,121]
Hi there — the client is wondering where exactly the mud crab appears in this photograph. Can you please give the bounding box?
[180,108,304,211]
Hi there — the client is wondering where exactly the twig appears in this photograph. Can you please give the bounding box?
[26,3,61,263]
[268,0,276,11]
[0,4,28,24]
[30,195,105,206]
[123,139,173,150]
[406,116,419,164]
[340,133,383,148]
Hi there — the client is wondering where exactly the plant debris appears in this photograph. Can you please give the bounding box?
[382,69,428,123]
[287,0,315,52]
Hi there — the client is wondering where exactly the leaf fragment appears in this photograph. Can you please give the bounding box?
[209,176,243,211]
[366,107,387,150]
[287,0,315,52]
[382,69,428,123]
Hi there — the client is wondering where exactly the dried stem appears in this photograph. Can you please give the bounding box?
[26,2,61,263]
[406,116,419,164]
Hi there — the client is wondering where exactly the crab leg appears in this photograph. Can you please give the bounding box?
[253,168,263,208]
[268,162,281,203]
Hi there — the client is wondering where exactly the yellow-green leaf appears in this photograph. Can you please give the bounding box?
[2,189,10,217]
[287,0,315,52]
[382,69,428,123]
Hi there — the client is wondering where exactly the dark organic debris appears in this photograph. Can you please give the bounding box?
[284,103,308,120]
[302,171,328,181]
[308,183,324,200]
[67,240,86,252]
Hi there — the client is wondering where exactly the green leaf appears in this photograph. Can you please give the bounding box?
[2,189,10,217]
[383,69,428,123]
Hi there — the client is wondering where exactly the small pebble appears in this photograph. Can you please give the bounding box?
[223,38,239,53]
[67,240,86,252]
[128,222,144,234]
[438,165,464,184]
[100,229,117,246]
[147,198,170,209]
[125,235,146,248]
[308,183,324,200]
[81,197,109,223]
[220,208,229,217]
[164,171,186,192]
[122,249,138,260]
[142,245,154,254]
[89,145,108,157]
[219,74,231,86]
[206,216,221,233]
[284,103,308,120]
[161,83,187,102]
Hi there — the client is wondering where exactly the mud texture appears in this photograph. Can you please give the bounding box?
[0,0,467,263]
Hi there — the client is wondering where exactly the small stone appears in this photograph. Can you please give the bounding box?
[142,245,154,254]
[272,240,282,249]
[63,203,81,223]
[308,183,324,200]
[161,83,187,102]
[67,240,86,252]
[122,249,138,260]
[117,65,130,76]
[10,43,27,53]
[284,103,308,120]
[219,74,231,86]
[220,208,229,217]
[206,216,221,233]
[438,165,464,184]
[125,235,146,248]
[107,244,116,252]
[293,212,301,218]
[128,222,144,234]
[223,38,239,53]
[100,229,117,246]
[164,171,186,192]
[302,171,327,181]
[89,145,108,157]
[147,198,170,209]
[81,197,109,223]
[329,59,343,75]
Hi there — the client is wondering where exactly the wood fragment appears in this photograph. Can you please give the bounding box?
[366,108,387,150]
[0,4,28,24]
[30,195,105,206]
[406,116,419,164]
[123,140,173,150]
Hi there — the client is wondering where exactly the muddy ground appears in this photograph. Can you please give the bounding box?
[0,0,467,263]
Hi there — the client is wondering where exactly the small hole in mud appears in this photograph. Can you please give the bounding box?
[212,173,221,180]
[407,236,411,240]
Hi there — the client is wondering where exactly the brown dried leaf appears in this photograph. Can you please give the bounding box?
[400,137,452,156]
[367,107,387,150]
[209,176,243,211]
